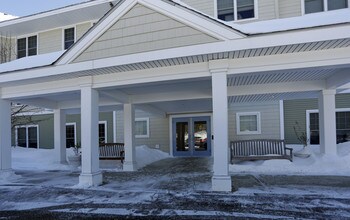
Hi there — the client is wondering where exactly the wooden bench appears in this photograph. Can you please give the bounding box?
[99,143,125,164]
[230,139,293,164]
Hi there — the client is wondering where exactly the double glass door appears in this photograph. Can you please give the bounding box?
[173,116,211,157]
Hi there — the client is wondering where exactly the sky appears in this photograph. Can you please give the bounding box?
[0,0,88,17]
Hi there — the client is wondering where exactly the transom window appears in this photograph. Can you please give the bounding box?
[135,118,150,138]
[17,35,37,59]
[217,0,256,21]
[236,112,261,135]
[304,0,348,14]
[64,27,75,50]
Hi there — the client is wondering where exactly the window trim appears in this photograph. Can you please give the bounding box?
[135,117,150,138]
[306,108,350,145]
[216,0,258,22]
[62,26,76,50]
[16,35,38,59]
[99,121,108,143]
[302,0,350,15]
[65,122,77,147]
[236,112,261,135]
[15,124,40,148]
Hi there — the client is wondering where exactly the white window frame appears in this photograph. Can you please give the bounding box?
[15,124,40,148]
[99,121,108,143]
[65,122,77,147]
[216,0,258,22]
[62,26,76,50]
[135,118,150,138]
[16,34,38,58]
[301,0,350,15]
[236,112,261,135]
[306,108,350,145]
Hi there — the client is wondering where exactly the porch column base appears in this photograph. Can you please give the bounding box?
[79,171,103,187]
[123,161,137,171]
[212,175,232,192]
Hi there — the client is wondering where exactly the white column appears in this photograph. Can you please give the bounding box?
[123,103,137,171]
[79,86,102,186]
[0,99,12,171]
[54,109,67,164]
[211,68,231,192]
[318,90,337,156]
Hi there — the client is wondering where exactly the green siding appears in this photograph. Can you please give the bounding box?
[284,94,350,144]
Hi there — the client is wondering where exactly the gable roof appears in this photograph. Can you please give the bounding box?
[56,0,246,65]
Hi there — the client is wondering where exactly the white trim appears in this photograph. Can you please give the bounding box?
[302,0,350,15]
[113,111,117,143]
[99,121,107,143]
[216,0,258,22]
[135,117,149,138]
[236,112,261,135]
[65,122,77,147]
[62,26,77,51]
[306,108,350,145]
[15,124,39,148]
[279,100,285,140]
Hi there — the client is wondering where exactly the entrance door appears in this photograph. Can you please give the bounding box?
[173,116,211,157]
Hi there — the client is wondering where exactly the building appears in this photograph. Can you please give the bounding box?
[1,0,350,191]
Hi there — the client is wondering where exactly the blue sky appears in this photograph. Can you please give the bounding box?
[0,0,87,16]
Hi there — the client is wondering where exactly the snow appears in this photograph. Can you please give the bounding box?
[0,50,65,73]
[135,145,170,168]
[230,142,350,175]
[0,12,18,22]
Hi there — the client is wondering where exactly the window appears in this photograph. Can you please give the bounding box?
[15,125,39,148]
[135,118,149,138]
[64,27,75,50]
[66,123,76,148]
[236,112,261,135]
[308,110,350,144]
[17,35,37,59]
[304,0,348,14]
[217,0,256,21]
[99,121,107,143]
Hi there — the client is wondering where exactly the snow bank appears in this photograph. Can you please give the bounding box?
[136,145,170,169]
[230,142,350,176]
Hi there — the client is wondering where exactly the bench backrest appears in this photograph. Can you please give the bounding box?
[231,139,285,156]
[99,143,125,158]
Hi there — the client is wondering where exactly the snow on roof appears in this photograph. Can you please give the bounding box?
[0,51,65,74]
[0,12,18,22]
[172,0,350,34]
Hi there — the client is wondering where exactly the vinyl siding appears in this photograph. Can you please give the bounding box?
[284,94,350,144]
[76,22,92,40]
[181,0,215,16]
[74,4,219,63]
[228,101,281,141]
[116,110,170,153]
[38,29,62,54]
[278,0,302,18]
[257,0,277,21]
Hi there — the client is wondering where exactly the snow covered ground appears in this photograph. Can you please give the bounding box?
[230,142,350,176]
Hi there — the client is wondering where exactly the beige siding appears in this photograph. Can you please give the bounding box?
[76,22,92,40]
[116,110,170,153]
[228,101,281,141]
[278,0,302,18]
[38,29,62,54]
[257,0,277,21]
[284,94,350,144]
[181,0,215,16]
[74,4,219,63]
